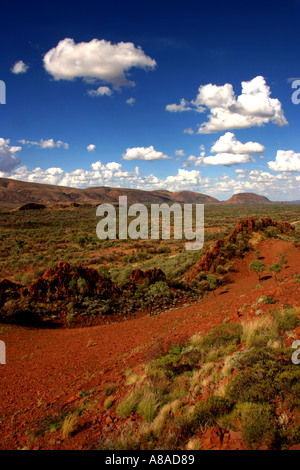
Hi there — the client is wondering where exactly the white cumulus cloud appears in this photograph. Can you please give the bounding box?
[87,144,96,152]
[182,137,259,167]
[11,60,29,74]
[166,76,287,133]
[198,76,287,133]
[122,145,171,161]
[43,38,156,89]
[210,132,265,154]
[201,153,255,166]
[268,150,300,172]
[0,138,22,172]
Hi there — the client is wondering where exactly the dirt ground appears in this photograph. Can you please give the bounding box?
[0,238,299,450]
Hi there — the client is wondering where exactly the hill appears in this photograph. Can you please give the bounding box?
[0,177,219,206]
[1,177,298,207]
[224,192,271,204]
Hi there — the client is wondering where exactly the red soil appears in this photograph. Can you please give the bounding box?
[0,238,299,450]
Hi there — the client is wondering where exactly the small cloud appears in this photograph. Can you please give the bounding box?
[183,128,194,135]
[11,60,29,74]
[40,139,69,149]
[166,98,194,113]
[122,145,171,161]
[87,144,96,152]
[87,86,112,97]
[126,97,136,106]
[19,138,69,149]
[234,169,247,179]
[175,149,185,157]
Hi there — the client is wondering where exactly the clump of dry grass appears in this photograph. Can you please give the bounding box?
[61,412,79,439]
[241,316,279,348]
[186,438,202,450]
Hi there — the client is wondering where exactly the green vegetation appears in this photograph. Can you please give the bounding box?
[0,204,299,284]
[249,259,266,280]
[101,305,300,450]
[269,262,284,280]
[0,205,299,326]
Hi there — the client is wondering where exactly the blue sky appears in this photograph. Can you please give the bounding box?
[0,0,299,200]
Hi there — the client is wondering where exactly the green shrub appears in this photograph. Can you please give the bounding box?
[238,403,276,449]
[98,266,111,278]
[148,281,170,297]
[206,274,218,291]
[249,260,265,280]
[77,278,86,293]
[266,226,278,238]
[226,347,300,406]
[151,346,186,378]
[216,265,227,275]
[269,263,283,279]
[275,369,300,406]
[264,296,275,304]
[192,396,232,430]
[286,424,300,446]
[196,323,242,361]
[274,307,300,331]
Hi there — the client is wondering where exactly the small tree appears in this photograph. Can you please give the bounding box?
[266,226,278,238]
[269,263,283,281]
[146,281,170,315]
[98,266,111,279]
[216,265,227,275]
[249,260,265,281]
[198,280,210,300]
[207,274,218,296]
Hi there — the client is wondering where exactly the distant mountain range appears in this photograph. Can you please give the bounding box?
[0,177,299,207]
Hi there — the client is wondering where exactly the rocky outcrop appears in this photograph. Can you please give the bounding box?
[28,262,118,300]
[130,267,167,285]
[186,217,295,282]
[228,217,294,242]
